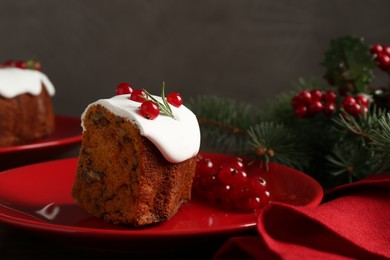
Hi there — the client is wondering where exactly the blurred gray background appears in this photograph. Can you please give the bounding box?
[1,0,390,117]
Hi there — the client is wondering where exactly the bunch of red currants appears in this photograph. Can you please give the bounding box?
[370,44,390,72]
[291,89,370,118]
[115,82,182,120]
[192,154,270,212]
[0,59,42,71]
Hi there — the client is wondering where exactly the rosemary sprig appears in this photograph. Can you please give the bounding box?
[143,82,175,119]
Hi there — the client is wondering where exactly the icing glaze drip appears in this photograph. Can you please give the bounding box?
[0,68,55,98]
[82,94,201,163]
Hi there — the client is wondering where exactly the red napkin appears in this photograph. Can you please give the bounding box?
[214,174,390,260]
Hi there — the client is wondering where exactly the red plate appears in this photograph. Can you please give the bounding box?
[0,153,323,252]
[0,115,82,170]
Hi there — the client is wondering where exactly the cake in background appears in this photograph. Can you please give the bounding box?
[0,59,55,147]
[72,82,201,227]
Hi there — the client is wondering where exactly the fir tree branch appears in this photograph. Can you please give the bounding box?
[196,117,248,136]
[321,35,375,94]
[247,122,309,171]
[333,111,374,142]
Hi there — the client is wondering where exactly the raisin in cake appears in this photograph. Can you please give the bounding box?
[71,88,200,227]
[0,63,55,147]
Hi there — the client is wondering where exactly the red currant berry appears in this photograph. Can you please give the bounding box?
[240,195,268,211]
[116,82,133,95]
[3,60,15,67]
[310,89,323,101]
[192,155,270,212]
[378,54,390,69]
[323,90,337,103]
[167,92,183,107]
[232,169,248,188]
[203,190,219,205]
[15,60,27,69]
[347,103,362,117]
[384,46,390,56]
[230,157,244,169]
[323,102,337,116]
[201,173,219,190]
[294,105,308,118]
[355,94,369,107]
[196,156,215,177]
[246,176,267,196]
[130,89,147,102]
[342,96,356,109]
[297,90,312,105]
[217,184,235,209]
[291,95,302,109]
[370,44,383,54]
[139,100,160,120]
[217,167,236,186]
[308,100,324,115]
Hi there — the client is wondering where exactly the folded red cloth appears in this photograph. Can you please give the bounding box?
[214,174,390,260]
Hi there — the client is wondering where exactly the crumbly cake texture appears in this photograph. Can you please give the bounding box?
[71,104,197,227]
[0,86,54,147]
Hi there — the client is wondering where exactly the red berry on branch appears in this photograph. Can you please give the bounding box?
[348,103,362,117]
[323,90,337,103]
[370,44,383,54]
[384,46,390,56]
[308,100,324,115]
[298,90,312,105]
[355,94,369,107]
[294,105,308,118]
[342,96,356,108]
[324,102,337,116]
[291,95,302,109]
[378,54,390,69]
[310,89,323,101]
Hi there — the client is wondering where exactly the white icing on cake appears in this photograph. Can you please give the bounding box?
[82,94,201,163]
[0,67,55,98]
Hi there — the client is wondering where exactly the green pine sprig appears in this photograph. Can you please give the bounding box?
[321,35,376,94]
[188,95,258,154]
[143,82,175,119]
[247,122,309,171]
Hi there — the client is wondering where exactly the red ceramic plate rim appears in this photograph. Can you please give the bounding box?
[0,154,323,240]
[0,115,82,154]
[0,205,257,238]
